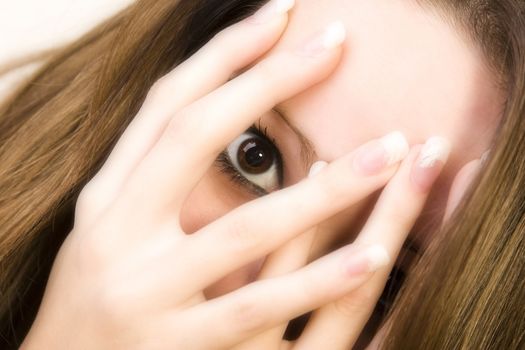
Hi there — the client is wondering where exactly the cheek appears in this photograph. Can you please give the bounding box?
[178,167,265,298]
[179,167,255,234]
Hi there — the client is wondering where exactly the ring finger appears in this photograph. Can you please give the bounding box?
[294,137,452,350]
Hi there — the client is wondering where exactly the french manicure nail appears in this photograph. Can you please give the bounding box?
[247,0,295,24]
[417,137,451,168]
[410,136,451,192]
[308,160,328,178]
[353,131,410,176]
[296,21,346,56]
[481,149,491,165]
[443,158,482,222]
[344,245,391,276]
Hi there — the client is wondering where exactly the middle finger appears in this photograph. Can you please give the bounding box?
[157,132,409,303]
[120,21,347,216]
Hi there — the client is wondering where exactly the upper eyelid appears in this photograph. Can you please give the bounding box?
[272,107,318,173]
[228,70,317,174]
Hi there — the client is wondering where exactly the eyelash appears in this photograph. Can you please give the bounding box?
[216,123,412,339]
[215,122,284,197]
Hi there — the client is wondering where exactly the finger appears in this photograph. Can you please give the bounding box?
[75,1,294,226]
[117,132,409,306]
[443,158,482,222]
[232,226,318,350]
[258,229,317,279]
[295,137,451,350]
[162,132,410,301]
[232,164,327,350]
[120,21,347,216]
[161,243,391,350]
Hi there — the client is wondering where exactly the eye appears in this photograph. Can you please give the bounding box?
[217,126,284,196]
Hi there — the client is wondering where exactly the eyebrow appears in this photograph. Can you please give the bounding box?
[226,71,319,171]
[273,106,318,172]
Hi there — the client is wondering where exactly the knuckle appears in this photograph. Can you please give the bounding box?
[95,286,135,329]
[250,58,279,91]
[71,215,133,273]
[252,58,272,78]
[73,228,115,272]
[299,270,334,303]
[311,171,346,205]
[163,112,192,146]
[229,296,267,334]
[210,27,231,44]
[146,76,170,103]
[250,52,299,95]
[333,289,377,318]
[223,213,264,253]
[76,180,106,214]
[382,198,414,224]
[164,105,206,144]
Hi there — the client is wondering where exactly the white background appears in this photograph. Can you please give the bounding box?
[0,0,134,97]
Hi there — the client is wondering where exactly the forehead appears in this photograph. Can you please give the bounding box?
[263,0,502,162]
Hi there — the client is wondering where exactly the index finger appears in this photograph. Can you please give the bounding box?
[77,1,294,226]
[119,21,347,216]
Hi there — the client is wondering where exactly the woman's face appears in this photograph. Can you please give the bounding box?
[180,0,504,298]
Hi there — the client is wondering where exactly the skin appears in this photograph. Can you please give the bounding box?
[180,0,503,299]
[20,0,502,349]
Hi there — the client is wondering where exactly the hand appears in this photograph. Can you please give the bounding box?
[233,145,484,350]
[230,156,483,350]
[19,0,468,348]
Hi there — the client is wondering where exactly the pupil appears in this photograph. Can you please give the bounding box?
[238,138,273,174]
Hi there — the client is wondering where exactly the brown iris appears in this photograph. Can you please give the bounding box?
[237,138,274,174]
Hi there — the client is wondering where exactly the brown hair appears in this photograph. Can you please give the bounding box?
[0,0,523,348]
[384,1,525,348]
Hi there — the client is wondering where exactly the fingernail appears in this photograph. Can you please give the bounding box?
[296,21,346,56]
[247,0,295,24]
[344,245,391,276]
[308,160,328,178]
[443,158,482,222]
[353,131,410,176]
[481,149,491,165]
[410,136,451,192]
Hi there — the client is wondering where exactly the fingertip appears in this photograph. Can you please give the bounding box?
[443,158,482,222]
[410,137,452,193]
[308,161,329,178]
[246,0,295,25]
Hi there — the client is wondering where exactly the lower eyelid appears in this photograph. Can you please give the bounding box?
[220,126,285,194]
[215,151,269,197]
